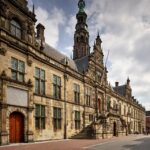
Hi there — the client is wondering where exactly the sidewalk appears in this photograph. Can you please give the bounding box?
[0,135,146,150]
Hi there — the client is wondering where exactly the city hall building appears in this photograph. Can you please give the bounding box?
[0,0,146,145]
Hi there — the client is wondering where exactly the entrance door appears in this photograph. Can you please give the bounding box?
[10,112,24,143]
[113,122,117,136]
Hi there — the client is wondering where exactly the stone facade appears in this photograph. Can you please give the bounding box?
[146,111,150,133]
[0,0,146,145]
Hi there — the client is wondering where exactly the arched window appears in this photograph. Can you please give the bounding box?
[10,19,21,38]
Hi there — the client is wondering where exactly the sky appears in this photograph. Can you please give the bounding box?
[28,0,150,110]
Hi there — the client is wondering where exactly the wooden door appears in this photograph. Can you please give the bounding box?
[10,112,24,143]
[113,122,117,136]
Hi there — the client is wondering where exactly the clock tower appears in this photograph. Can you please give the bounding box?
[73,0,90,60]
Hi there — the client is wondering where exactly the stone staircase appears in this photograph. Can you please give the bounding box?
[70,124,95,139]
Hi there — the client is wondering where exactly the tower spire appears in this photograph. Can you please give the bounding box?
[96,31,102,48]
[78,0,85,12]
[73,0,90,60]
[32,4,35,14]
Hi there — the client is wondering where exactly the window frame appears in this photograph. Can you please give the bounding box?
[74,83,80,104]
[10,19,21,39]
[11,57,25,82]
[75,111,80,130]
[53,75,61,99]
[35,104,46,130]
[85,87,92,106]
[53,107,62,130]
[35,67,46,95]
[89,114,94,122]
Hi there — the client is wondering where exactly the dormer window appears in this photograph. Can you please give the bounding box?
[10,19,21,39]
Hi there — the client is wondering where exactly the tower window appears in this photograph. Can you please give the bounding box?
[10,19,21,38]
[86,37,88,42]
[76,37,79,43]
[80,17,83,22]
[81,36,84,42]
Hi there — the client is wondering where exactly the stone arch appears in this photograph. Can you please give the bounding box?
[7,107,27,119]
[6,107,28,137]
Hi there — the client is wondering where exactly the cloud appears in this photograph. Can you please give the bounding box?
[27,0,33,11]
[84,0,150,109]
[65,15,76,36]
[35,6,66,48]
[32,0,150,110]
[61,46,73,59]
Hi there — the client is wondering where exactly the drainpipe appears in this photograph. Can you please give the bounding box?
[64,58,68,139]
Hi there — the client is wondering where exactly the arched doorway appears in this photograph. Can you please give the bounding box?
[113,122,117,136]
[9,112,24,143]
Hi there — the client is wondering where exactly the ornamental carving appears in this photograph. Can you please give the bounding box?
[27,55,33,66]
[0,0,9,18]
[27,21,34,35]
[0,47,7,56]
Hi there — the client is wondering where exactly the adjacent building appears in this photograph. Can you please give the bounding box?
[146,111,150,133]
[0,0,146,145]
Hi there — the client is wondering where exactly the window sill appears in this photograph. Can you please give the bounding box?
[34,93,46,97]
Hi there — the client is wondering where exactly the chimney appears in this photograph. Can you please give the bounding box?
[36,23,45,42]
[115,82,119,87]
[127,77,130,85]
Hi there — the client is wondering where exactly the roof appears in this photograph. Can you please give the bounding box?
[146,111,150,116]
[113,85,126,96]
[75,56,89,73]
[43,43,78,71]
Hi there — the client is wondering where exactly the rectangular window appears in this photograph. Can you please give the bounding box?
[74,84,80,104]
[10,20,21,39]
[75,111,80,129]
[119,103,121,115]
[124,106,126,116]
[107,96,111,111]
[89,114,93,122]
[35,104,46,129]
[53,75,61,99]
[86,87,92,106]
[11,57,25,82]
[35,67,45,95]
[53,107,61,130]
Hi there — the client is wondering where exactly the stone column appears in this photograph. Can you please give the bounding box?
[26,83,34,143]
[0,79,9,145]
